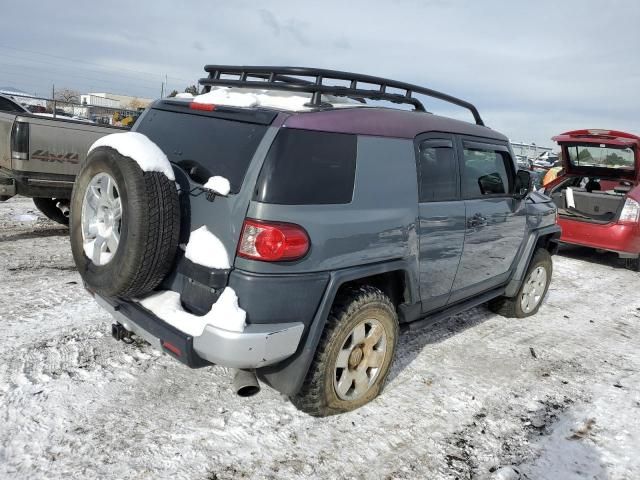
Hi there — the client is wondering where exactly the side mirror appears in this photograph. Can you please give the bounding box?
[477,172,506,195]
[515,170,532,199]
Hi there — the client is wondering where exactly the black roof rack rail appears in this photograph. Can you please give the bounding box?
[198,65,485,126]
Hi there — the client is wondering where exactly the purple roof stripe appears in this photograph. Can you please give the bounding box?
[282,107,506,141]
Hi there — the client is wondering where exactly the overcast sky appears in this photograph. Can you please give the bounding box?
[1,0,639,147]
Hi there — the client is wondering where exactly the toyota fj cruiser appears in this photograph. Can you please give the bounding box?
[70,66,560,416]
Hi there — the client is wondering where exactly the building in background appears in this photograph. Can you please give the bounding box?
[80,92,153,110]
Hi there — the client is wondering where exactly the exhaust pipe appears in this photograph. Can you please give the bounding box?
[56,200,70,218]
[232,369,261,397]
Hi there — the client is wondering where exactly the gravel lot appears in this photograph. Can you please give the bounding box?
[1,196,638,480]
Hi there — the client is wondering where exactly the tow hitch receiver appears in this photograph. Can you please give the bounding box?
[112,323,133,344]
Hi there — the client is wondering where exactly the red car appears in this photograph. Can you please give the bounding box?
[545,129,640,271]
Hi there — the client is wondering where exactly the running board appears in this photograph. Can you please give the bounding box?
[407,287,505,332]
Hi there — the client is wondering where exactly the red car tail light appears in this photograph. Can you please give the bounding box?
[238,219,309,261]
[619,198,640,224]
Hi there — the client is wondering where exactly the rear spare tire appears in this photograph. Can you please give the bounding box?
[70,146,180,298]
[33,197,70,226]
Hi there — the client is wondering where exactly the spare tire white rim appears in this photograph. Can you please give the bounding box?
[81,172,122,266]
[333,317,388,401]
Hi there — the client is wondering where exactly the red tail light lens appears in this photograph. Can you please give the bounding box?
[190,102,216,111]
[161,340,182,357]
[238,219,309,261]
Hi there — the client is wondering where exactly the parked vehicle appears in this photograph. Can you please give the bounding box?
[0,101,123,224]
[0,94,29,114]
[545,129,640,271]
[70,66,560,416]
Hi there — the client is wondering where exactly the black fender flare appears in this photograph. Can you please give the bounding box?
[257,259,417,396]
[504,224,561,297]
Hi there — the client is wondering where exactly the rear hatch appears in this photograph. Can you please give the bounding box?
[551,130,639,224]
[134,100,280,313]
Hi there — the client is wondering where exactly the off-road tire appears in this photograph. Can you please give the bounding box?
[33,197,69,226]
[70,146,180,298]
[489,248,552,318]
[291,286,398,416]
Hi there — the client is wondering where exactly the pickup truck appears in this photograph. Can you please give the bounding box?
[0,94,123,224]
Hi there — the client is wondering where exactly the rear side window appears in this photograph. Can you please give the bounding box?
[461,148,513,198]
[136,109,268,193]
[254,129,357,205]
[417,139,458,202]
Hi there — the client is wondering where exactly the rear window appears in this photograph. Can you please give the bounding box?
[254,129,357,205]
[566,144,635,170]
[136,108,268,193]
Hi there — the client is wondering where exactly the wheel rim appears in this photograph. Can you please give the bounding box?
[520,265,548,313]
[333,317,388,401]
[81,172,122,266]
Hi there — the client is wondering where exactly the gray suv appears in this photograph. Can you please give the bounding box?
[69,66,560,416]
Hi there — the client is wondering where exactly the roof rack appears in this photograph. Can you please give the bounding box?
[198,65,485,126]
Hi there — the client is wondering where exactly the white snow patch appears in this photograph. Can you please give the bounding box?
[194,87,361,112]
[13,214,38,222]
[184,225,230,269]
[139,287,246,336]
[175,92,194,98]
[88,132,175,180]
[203,176,231,196]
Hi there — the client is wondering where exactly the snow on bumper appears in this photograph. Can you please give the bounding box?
[96,295,304,369]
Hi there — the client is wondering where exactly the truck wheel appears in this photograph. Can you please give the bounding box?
[69,146,180,298]
[33,197,69,226]
[489,248,552,318]
[292,286,398,416]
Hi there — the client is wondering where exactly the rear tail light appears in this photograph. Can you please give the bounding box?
[238,219,309,261]
[190,102,216,111]
[619,198,640,224]
[161,340,182,357]
[11,121,29,160]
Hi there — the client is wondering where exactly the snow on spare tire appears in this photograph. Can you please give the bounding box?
[70,132,180,299]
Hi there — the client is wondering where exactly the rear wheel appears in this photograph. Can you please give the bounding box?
[292,286,398,416]
[489,248,553,318]
[70,146,180,298]
[33,197,69,226]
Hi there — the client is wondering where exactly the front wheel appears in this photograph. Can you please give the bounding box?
[489,248,553,318]
[291,286,398,416]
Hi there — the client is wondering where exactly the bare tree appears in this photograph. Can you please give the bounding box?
[127,98,146,110]
[184,85,199,95]
[54,88,81,104]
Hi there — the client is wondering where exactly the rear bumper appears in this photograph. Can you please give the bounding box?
[558,217,640,257]
[96,295,304,369]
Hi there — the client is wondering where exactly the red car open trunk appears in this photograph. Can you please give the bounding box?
[546,129,640,270]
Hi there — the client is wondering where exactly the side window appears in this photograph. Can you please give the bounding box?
[461,148,513,198]
[254,129,357,205]
[417,139,458,202]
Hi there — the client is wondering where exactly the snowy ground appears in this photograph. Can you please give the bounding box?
[0,196,638,480]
